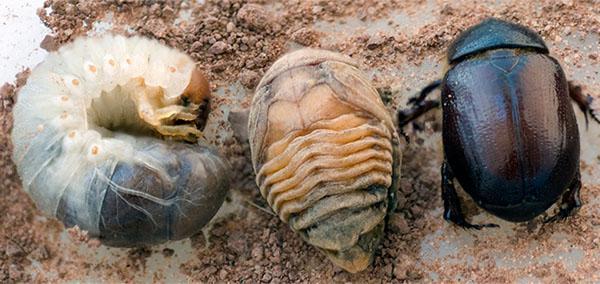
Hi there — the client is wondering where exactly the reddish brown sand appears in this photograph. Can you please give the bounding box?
[1,0,599,282]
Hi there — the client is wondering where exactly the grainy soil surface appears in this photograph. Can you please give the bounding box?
[1,0,599,282]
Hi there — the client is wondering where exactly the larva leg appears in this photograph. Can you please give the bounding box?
[156,125,202,140]
[131,86,161,126]
[174,111,198,121]
[154,105,188,120]
[154,105,198,121]
[129,83,205,141]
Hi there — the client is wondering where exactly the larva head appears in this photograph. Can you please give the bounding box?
[129,66,212,142]
[248,49,401,273]
[182,68,211,104]
[181,67,211,131]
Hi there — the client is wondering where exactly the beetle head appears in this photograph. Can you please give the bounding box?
[447,18,548,64]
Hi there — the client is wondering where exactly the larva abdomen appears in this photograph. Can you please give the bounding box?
[11,35,229,246]
[57,142,227,246]
[248,49,401,273]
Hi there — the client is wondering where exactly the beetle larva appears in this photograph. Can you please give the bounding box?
[11,35,230,247]
[248,49,400,273]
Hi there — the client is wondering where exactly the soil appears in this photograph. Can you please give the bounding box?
[1,0,599,282]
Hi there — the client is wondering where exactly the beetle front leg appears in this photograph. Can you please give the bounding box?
[545,170,582,223]
[397,79,442,128]
[568,82,600,126]
[442,161,499,229]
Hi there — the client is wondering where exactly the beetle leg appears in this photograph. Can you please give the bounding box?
[568,82,600,127]
[397,79,442,128]
[441,161,499,229]
[398,100,440,128]
[411,79,443,104]
[545,170,582,223]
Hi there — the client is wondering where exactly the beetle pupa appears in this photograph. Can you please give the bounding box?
[248,49,401,273]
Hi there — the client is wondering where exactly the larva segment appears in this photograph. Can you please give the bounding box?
[248,49,401,273]
[11,35,230,247]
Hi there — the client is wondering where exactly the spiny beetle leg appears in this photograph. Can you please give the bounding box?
[442,161,499,230]
[568,82,600,127]
[545,170,582,223]
[397,79,442,128]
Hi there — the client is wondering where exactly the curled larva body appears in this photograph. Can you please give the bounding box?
[11,35,230,247]
[248,49,401,273]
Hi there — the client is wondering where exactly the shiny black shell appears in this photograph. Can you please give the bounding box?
[441,19,579,222]
[447,18,548,63]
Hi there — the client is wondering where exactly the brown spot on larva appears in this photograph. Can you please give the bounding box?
[61,96,69,101]
[91,146,99,155]
[88,65,97,73]
[68,131,76,138]
[108,59,116,66]
[72,79,79,86]
[169,66,177,73]
[126,58,132,64]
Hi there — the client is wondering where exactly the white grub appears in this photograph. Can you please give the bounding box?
[11,34,229,247]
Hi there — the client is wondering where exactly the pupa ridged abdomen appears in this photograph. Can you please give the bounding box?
[248,49,401,273]
[11,35,230,246]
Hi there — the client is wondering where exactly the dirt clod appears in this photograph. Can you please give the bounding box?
[40,35,60,52]
[237,4,272,31]
[209,41,230,55]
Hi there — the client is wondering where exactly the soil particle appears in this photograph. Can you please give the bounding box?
[251,244,264,261]
[236,3,273,32]
[39,35,60,52]
[238,69,261,89]
[209,41,230,55]
[29,245,51,261]
[161,248,175,258]
[290,27,320,46]
[66,226,90,244]
[367,32,387,50]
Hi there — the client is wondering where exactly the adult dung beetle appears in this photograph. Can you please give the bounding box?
[398,18,598,228]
